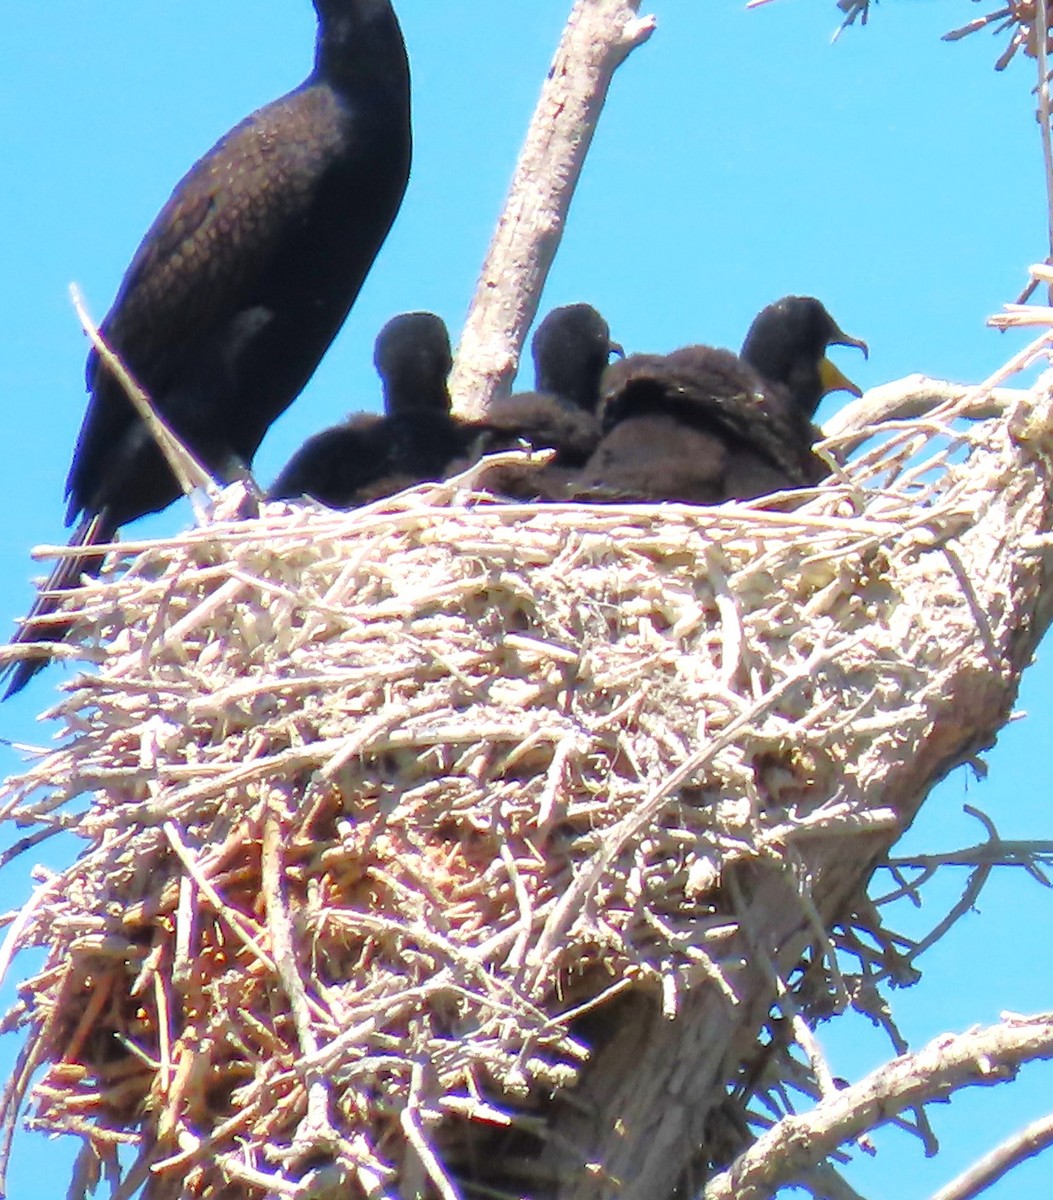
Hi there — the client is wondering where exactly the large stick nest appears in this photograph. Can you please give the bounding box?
[0,361,1050,1198]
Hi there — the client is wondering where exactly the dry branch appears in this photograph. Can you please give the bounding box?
[70,286,214,504]
[704,1013,1053,1200]
[448,0,655,417]
[930,1109,1053,1200]
[820,375,1023,443]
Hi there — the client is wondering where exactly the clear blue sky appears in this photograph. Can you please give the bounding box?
[1,2,1051,1196]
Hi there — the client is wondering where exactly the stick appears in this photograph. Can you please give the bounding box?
[70,285,214,500]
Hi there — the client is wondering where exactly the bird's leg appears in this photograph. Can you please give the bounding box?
[218,459,265,522]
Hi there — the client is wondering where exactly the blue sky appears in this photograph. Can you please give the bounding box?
[1,1,1051,1196]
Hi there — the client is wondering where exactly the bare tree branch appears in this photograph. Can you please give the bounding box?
[820,376,1021,444]
[878,804,1053,900]
[705,1015,1053,1200]
[799,1161,871,1200]
[448,0,655,418]
[929,1111,1053,1200]
[866,808,1043,971]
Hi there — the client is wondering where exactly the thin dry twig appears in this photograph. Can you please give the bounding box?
[69,285,214,504]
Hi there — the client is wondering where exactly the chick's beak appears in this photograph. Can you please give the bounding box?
[831,329,869,360]
[819,356,863,399]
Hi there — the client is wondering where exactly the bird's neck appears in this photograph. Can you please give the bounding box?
[536,370,597,413]
[313,0,409,101]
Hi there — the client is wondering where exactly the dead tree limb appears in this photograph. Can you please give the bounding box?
[448,0,655,418]
[930,1109,1053,1200]
[704,1014,1053,1200]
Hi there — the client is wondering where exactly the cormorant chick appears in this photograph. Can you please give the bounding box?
[469,303,623,498]
[581,296,866,504]
[532,302,624,418]
[268,311,467,507]
[265,413,386,508]
[741,293,868,422]
[374,311,455,416]
[4,0,412,698]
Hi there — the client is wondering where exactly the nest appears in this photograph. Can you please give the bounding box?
[0,367,1041,1198]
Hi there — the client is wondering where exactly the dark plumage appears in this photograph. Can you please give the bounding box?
[532,302,623,415]
[469,303,623,498]
[373,311,455,416]
[581,296,867,504]
[267,311,467,507]
[265,414,386,508]
[740,295,868,421]
[5,0,412,697]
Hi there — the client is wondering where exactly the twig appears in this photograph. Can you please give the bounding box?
[70,286,214,505]
[401,1062,461,1200]
[163,822,274,972]
[261,810,336,1153]
[821,376,1023,444]
[0,872,61,993]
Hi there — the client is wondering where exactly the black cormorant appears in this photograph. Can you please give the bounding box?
[581,296,867,504]
[4,0,412,697]
[373,311,455,416]
[267,311,467,507]
[740,294,867,422]
[469,303,623,498]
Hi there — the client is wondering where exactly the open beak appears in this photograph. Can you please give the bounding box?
[608,339,626,361]
[819,356,863,399]
[820,325,868,398]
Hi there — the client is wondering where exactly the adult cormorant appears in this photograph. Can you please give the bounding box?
[4,0,412,697]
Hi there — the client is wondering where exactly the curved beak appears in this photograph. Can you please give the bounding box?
[820,323,868,399]
[830,328,869,360]
[608,339,626,361]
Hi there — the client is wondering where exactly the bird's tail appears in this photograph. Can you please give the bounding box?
[2,513,116,700]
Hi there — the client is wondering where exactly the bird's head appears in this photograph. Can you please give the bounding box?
[311,0,409,95]
[531,303,624,413]
[374,312,453,416]
[741,295,868,418]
